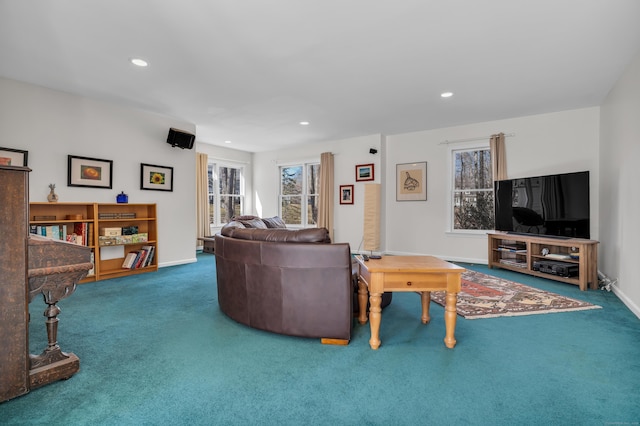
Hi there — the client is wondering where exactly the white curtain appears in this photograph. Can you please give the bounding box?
[195,152,209,245]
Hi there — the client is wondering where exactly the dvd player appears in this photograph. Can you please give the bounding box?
[532,260,578,278]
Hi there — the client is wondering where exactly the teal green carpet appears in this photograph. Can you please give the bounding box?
[2,254,639,425]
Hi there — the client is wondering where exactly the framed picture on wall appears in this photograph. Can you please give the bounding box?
[67,155,113,188]
[140,163,174,191]
[339,184,354,204]
[355,163,374,181]
[0,147,28,166]
[396,162,427,201]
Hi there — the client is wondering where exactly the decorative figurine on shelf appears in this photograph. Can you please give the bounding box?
[116,191,129,204]
[47,183,59,203]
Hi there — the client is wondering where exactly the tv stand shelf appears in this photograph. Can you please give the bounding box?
[487,232,598,291]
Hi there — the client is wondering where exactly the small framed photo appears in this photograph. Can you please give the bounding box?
[339,185,354,205]
[396,162,427,201]
[0,147,28,167]
[355,163,374,182]
[68,155,113,189]
[141,163,173,192]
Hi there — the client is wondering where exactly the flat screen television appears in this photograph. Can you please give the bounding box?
[494,171,590,239]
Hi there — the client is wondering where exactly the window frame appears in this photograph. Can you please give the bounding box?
[446,142,494,235]
[208,160,245,228]
[278,161,320,228]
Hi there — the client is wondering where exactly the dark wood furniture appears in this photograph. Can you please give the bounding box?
[1,166,93,403]
[0,165,30,402]
[27,235,92,389]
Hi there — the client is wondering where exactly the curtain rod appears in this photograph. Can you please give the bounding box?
[208,157,250,165]
[439,132,515,145]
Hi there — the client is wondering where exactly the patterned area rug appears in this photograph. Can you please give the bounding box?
[431,270,601,319]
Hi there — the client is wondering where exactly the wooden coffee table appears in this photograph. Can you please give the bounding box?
[355,255,465,349]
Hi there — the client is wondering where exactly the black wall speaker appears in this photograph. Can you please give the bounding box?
[369,148,378,154]
[167,128,195,149]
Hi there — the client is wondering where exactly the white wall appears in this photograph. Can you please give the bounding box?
[385,108,600,263]
[253,134,383,251]
[600,51,640,317]
[252,109,600,265]
[0,77,197,268]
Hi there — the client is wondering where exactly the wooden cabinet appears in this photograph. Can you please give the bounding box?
[29,202,158,282]
[0,166,30,402]
[487,232,598,291]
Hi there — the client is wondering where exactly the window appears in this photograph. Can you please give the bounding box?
[279,163,320,226]
[451,145,494,232]
[208,162,244,226]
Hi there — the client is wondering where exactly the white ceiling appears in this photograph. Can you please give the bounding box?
[1,1,639,153]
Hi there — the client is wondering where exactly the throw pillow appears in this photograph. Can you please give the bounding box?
[238,217,267,229]
[261,216,286,228]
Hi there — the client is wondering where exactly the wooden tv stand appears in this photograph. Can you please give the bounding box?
[487,232,599,291]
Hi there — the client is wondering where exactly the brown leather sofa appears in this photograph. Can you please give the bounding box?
[213,217,353,343]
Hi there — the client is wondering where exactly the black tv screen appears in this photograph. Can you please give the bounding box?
[494,171,590,239]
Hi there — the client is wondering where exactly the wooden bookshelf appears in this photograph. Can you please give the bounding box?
[487,232,598,291]
[29,203,158,282]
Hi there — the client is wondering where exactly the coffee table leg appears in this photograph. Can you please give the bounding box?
[368,292,382,350]
[357,278,368,325]
[421,291,431,324]
[444,291,458,348]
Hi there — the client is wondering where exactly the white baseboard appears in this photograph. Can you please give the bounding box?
[382,250,486,265]
[158,257,197,268]
[440,255,487,265]
[611,285,640,319]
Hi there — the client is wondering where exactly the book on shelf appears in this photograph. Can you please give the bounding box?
[130,251,143,269]
[140,245,155,267]
[71,222,94,246]
[497,247,527,253]
[98,212,136,219]
[499,259,527,268]
[499,241,527,250]
[134,248,149,269]
[87,252,95,276]
[544,253,573,261]
[30,224,68,242]
[73,222,86,245]
[87,223,94,246]
[122,251,139,269]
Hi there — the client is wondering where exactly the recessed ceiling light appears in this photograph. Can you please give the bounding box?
[440,92,453,98]
[299,121,310,126]
[130,58,148,67]
[224,140,232,144]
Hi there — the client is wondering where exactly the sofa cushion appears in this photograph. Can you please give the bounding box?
[225,220,246,229]
[232,215,259,221]
[261,216,287,229]
[228,227,331,243]
[220,221,246,237]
